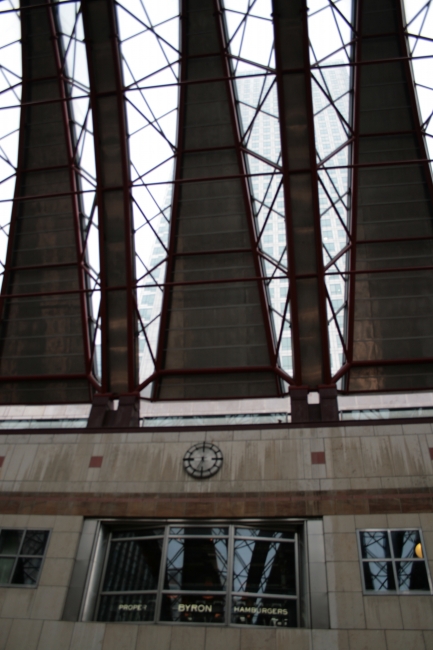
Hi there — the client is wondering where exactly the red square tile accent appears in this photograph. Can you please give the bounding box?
[89,456,103,468]
[429,448,433,461]
[311,451,326,465]
[0,457,5,468]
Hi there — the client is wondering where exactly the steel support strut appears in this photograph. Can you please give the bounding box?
[82,0,138,424]
[272,0,336,420]
[342,0,433,393]
[0,0,95,403]
[152,0,282,401]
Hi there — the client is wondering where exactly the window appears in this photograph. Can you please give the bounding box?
[0,529,50,587]
[358,529,432,594]
[93,524,300,627]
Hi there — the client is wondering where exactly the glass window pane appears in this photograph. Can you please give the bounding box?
[0,530,23,555]
[97,594,157,622]
[396,561,430,592]
[11,558,42,585]
[391,531,421,559]
[359,531,390,559]
[165,537,228,591]
[0,558,15,584]
[363,561,396,591]
[160,594,225,624]
[21,531,49,556]
[102,539,163,592]
[231,596,297,627]
[233,539,296,595]
[111,528,164,539]
[235,529,294,540]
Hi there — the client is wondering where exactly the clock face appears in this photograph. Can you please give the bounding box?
[183,442,223,479]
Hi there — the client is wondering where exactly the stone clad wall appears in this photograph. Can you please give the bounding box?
[0,421,431,648]
[0,421,431,496]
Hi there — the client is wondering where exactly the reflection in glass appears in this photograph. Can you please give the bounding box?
[112,529,164,540]
[103,539,163,592]
[165,537,227,591]
[169,528,228,537]
[0,530,23,555]
[359,531,390,559]
[21,531,49,556]
[160,594,225,624]
[0,558,14,584]
[231,596,297,627]
[363,562,396,591]
[396,562,430,591]
[97,594,156,622]
[391,531,420,559]
[11,558,42,585]
[235,529,293,540]
[233,539,296,595]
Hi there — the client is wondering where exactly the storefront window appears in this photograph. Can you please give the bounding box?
[95,524,299,627]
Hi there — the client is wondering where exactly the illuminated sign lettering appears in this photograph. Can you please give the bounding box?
[178,604,213,613]
[118,604,147,612]
[233,606,288,616]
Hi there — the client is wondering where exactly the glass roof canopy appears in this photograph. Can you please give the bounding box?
[0,0,432,399]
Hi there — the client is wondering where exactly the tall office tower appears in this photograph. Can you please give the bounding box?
[313,65,351,375]
[0,1,432,649]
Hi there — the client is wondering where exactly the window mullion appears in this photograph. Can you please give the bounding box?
[94,530,112,621]
[155,525,169,623]
[226,525,235,627]
[388,530,400,593]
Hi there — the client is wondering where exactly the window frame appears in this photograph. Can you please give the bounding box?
[78,519,309,628]
[0,528,51,589]
[357,528,433,596]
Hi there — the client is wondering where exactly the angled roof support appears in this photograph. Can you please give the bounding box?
[343,0,433,392]
[0,0,95,403]
[152,0,280,400]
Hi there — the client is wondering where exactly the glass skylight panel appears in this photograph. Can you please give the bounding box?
[309,0,353,380]
[0,0,21,294]
[115,0,180,393]
[404,0,433,164]
[222,0,292,380]
[55,1,102,382]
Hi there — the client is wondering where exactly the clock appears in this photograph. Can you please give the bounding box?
[183,442,223,479]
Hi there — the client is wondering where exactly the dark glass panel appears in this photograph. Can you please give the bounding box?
[391,530,420,559]
[111,529,164,540]
[363,561,396,591]
[21,531,49,556]
[359,531,390,559]
[164,537,227,591]
[169,528,228,537]
[11,558,42,585]
[102,539,163,592]
[235,529,294,540]
[0,558,15,584]
[0,530,23,555]
[160,594,225,624]
[396,561,430,591]
[231,596,297,627]
[233,539,296,595]
[97,594,156,622]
